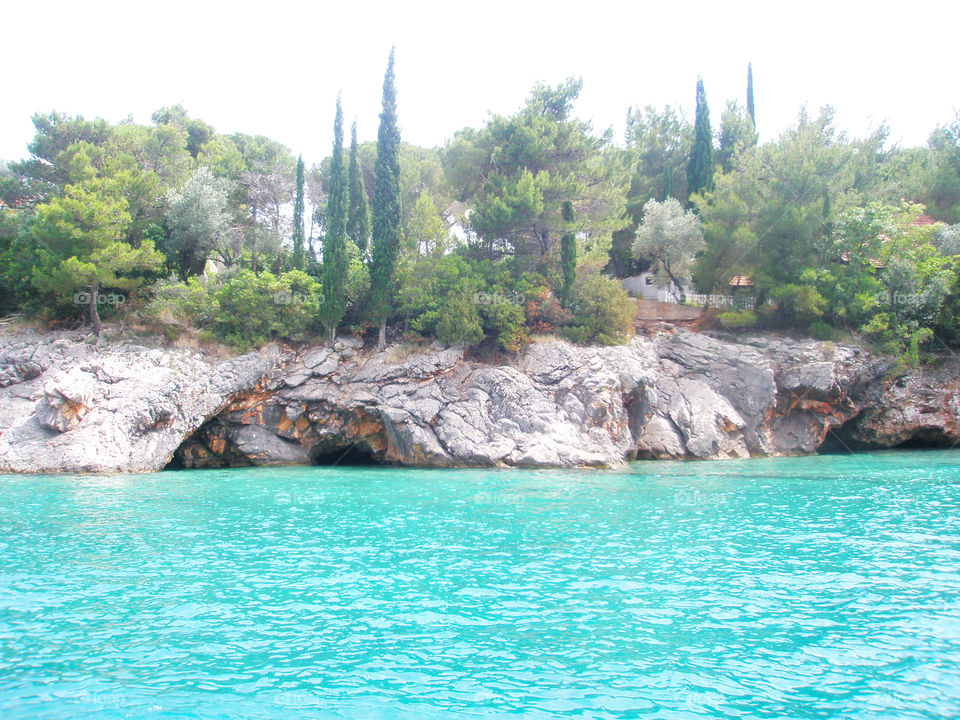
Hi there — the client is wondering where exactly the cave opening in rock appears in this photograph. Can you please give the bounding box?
[163,454,185,471]
[894,429,954,449]
[310,444,382,466]
[817,430,860,455]
[817,415,956,454]
[816,417,865,455]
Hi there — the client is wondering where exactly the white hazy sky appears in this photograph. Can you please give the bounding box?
[3,0,957,166]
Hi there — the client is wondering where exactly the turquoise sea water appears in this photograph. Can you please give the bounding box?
[1,451,959,719]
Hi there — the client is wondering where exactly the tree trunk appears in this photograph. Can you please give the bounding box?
[662,263,686,304]
[251,204,259,273]
[377,317,386,352]
[328,325,336,349]
[89,284,102,337]
[274,204,283,275]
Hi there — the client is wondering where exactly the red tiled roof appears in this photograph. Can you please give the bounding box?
[728,275,754,287]
[839,251,884,269]
[911,214,937,226]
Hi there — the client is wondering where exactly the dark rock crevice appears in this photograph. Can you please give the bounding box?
[816,410,957,454]
[169,399,397,469]
[309,444,382,466]
[894,429,955,449]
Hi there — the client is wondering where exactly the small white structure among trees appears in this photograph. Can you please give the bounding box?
[632,198,704,302]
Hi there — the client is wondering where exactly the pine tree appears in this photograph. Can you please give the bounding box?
[747,63,756,129]
[560,201,576,307]
[291,154,306,271]
[319,95,348,347]
[686,77,715,200]
[31,150,163,336]
[370,47,402,351]
[347,120,372,255]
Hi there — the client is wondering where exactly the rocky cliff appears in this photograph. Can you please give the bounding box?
[0,331,278,473]
[0,328,957,473]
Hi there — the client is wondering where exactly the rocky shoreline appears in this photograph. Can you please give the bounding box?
[0,328,957,474]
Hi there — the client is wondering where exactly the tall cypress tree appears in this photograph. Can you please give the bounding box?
[370,47,402,351]
[347,119,372,255]
[746,63,756,129]
[560,201,576,308]
[320,95,348,348]
[291,154,306,271]
[661,165,674,201]
[686,77,715,200]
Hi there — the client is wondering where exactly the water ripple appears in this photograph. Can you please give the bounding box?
[1,450,959,718]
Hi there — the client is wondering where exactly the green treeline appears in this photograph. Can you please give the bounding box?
[1,59,959,361]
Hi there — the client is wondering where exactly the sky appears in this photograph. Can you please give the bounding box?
[3,0,957,166]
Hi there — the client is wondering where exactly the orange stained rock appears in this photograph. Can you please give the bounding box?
[799,399,833,415]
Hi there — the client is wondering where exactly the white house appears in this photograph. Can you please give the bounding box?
[621,272,693,303]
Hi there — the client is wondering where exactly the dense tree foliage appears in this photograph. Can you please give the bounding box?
[165,167,233,276]
[632,198,703,301]
[2,61,959,362]
[30,149,164,334]
[291,155,306,270]
[717,101,757,174]
[346,121,371,255]
[926,115,960,223]
[609,105,692,277]
[370,48,403,350]
[443,77,624,276]
[560,201,576,307]
[319,96,349,347]
[686,78,715,200]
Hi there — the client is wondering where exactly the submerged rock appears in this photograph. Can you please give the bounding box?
[0,328,957,473]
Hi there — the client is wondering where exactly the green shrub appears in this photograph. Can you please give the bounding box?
[145,269,322,350]
[480,298,526,352]
[515,271,569,334]
[807,319,838,341]
[144,275,219,329]
[769,283,825,326]
[934,258,960,347]
[562,272,635,345]
[214,269,321,349]
[403,256,483,344]
[561,324,592,346]
[435,284,484,346]
[717,309,758,330]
